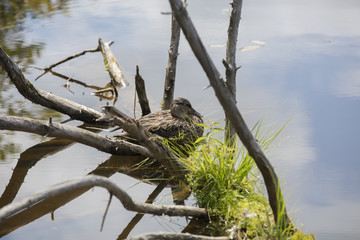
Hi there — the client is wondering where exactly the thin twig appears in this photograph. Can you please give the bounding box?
[100,192,113,232]
[35,42,113,81]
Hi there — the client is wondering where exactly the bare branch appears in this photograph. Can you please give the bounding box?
[0,175,206,223]
[0,45,106,124]
[35,42,112,80]
[162,13,181,110]
[0,114,153,157]
[168,0,291,228]
[224,0,243,142]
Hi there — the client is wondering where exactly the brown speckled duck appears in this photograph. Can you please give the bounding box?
[138,97,203,143]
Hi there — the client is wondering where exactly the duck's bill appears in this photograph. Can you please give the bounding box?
[191,109,202,118]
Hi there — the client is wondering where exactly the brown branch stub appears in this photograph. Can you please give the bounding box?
[168,0,291,229]
[135,65,151,116]
[0,175,206,223]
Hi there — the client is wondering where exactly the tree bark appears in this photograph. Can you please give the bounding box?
[168,0,290,229]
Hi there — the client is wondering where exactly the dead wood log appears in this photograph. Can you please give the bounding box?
[0,175,207,223]
[168,0,291,229]
[0,114,152,157]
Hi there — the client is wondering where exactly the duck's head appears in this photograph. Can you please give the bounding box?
[170,97,202,120]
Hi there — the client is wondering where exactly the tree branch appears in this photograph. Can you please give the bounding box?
[0,45,106,124]
[0,175,206,223]
[162,13,181,110]
[224,0,242,143]
[168,0,290,229]
[0,114,152,157]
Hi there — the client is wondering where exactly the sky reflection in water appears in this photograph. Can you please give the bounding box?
[1,0,360,239]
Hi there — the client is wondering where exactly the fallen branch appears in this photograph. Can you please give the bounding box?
[169,0,291,229]
[0,175,207,223]
[0,114,152,157]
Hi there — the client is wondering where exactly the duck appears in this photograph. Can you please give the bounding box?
[118,97,203,144]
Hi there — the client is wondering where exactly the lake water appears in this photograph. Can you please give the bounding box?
[1,0,360,239]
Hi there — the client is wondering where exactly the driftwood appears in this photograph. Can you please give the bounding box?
[162,14,181,110]
[169,0,291,229]
[223,0,243,142]
[0,175,206,223]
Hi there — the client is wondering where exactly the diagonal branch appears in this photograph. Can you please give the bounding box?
[168,0,290,229]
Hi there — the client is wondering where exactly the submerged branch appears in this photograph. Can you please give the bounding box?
[169,0,291,229]
[0,175,206,223]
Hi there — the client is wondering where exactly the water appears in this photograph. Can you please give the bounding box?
[1,0,360,239]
